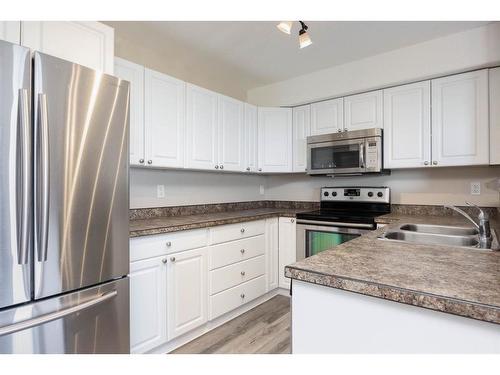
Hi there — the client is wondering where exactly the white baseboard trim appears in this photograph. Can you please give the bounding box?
[146,287,289,354]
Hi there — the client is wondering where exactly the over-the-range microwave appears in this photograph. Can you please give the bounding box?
[306,128,387,176]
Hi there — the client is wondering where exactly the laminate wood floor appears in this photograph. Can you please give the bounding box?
[171,295,291,354]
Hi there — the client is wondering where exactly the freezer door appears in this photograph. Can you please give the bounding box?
[0,277,129,354]
[0,40,32,309]
[33,52,130,299]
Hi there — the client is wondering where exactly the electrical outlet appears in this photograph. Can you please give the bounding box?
[157,184,165,198]
[259,185,265,195]
[470,182,481,195]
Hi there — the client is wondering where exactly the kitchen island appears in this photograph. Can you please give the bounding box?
[285,213,500,353]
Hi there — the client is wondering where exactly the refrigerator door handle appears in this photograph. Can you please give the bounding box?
[36,93,50,262]
[16,88,31,264]
[0,290,118,337]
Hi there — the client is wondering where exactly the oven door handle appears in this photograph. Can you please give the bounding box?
[296,219,374,229]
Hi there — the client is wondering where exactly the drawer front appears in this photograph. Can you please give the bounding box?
[210,255,266,295]
[209,235,265,270]
[209,275,267,320]
[209,220,265,245]
[130,229,208,262]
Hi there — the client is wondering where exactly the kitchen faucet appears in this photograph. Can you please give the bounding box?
[444,202,492,249]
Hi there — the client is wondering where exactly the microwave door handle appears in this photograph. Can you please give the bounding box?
[359,142,365,169]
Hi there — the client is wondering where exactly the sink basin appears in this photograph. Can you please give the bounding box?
[380,231,479,248]
[399,223,479,236]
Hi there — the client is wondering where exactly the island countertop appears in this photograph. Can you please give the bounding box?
[285,213,500,324]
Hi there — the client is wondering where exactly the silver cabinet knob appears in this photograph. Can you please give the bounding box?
[170,256,176,262]
[162,258,168,264]
[147,160,152,164]
[246,167,250,171]
[241,271,246,276]
[432,161,438,165]
[424,161,429,166]
[343,128,348,132]
[139,158,145,164]
[240,249,245,254]
[291,219,295,223]
[258,168,262,172]
[240,228,245,233]
[215,165,219,169]
[337,129,342,133]
[166,241,172,247]
[220,165,224,170]
[240,293,245,299]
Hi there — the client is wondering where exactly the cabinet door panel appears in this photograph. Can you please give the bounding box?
[186,84,219,170]
[344,90,383,131]
[21,21,114,73]
[431,70,489,166]
[292,105,311,172]
[145,69,185,168]
[278,218,296,289]
[130,257,167,353]
[383,81,431,169]
[167,247,208,340]
[114,58,145,166]
[0,21,20,44]
[218,95,245,171]
[265,218,279,291]
[310,98,343,135]
[258,107,293,172]
[490,68,500,165]
[244,104,258,172]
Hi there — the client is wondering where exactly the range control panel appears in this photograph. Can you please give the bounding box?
[320,187,390,204]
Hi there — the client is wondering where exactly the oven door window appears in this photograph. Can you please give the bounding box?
[310,143,360,170]
[306,230,360,257]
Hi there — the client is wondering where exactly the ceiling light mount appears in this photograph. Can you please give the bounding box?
[276,20,313,49]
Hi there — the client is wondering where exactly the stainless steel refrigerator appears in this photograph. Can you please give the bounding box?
[0,39,130,353]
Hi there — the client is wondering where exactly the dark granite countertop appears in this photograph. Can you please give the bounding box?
[130,207,307,237]
[285,213,500,324]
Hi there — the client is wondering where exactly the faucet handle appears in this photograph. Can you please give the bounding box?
[465,202,489,220]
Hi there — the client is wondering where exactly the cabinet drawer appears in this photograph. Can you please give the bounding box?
[210,255,265,295]
[130,229,208,262]
[209,235,265,270]
[209,220,265,245]
[209,275,267,320]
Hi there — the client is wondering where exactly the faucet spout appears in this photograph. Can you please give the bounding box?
[444,204,492,249]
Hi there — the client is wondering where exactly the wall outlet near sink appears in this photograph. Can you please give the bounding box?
[157,184,166,198]
[470,182,481,195]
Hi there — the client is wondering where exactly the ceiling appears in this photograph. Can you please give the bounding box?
[107,21,490,89]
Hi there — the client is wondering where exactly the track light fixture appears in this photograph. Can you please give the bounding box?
[276,20,313,49]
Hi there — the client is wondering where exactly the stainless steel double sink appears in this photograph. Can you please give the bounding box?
[378,223,481,249]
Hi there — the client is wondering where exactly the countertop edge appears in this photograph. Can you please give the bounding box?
[285,266,500,325]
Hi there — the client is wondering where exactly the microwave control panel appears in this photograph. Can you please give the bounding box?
[364,138,382,171]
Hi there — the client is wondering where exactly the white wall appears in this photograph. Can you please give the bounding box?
[247,23,500,106]
[266,167,500,207]
[130,168,266,208]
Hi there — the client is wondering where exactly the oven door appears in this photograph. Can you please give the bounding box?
[307,138,366,175]
[296,220,372,261]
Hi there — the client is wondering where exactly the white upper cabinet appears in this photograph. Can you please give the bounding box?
[344,90,383,131]
[258,107,293,173]
[145,69,186,168]
[310,98,343,135]
[185,84,219,171]
[244,104,259,172]
[489,67,500,165]
[21,22,114,74]
[383,81,431,169]
[292,105,311,172]
[218,95,245,172]
[0,22,20,44]
[114,58,145,167]
[431,70,489,167]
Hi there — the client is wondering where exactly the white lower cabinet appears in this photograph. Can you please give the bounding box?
[129,256,168,354]
[167,247,208,340]
[278,217,296,290]
[265,218,279,291]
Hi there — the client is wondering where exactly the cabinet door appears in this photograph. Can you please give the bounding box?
[167,247,208,340]
[114,58,145,166]
[258,107,293,172]
[292,105,311,172]
[344,90,383,131]
[185,84,219,170]
[383,81,431,169]
[21,21,114,73]
[144,69,185,168]
[431,70,489,167]
[129,256,168,354]
[310,98,343,135]
[218,95,245,171]
[244,103,258,172]
[265,218,279,291]
[490,68,500,165]
[278,217,296,290]
[0,21,20,44]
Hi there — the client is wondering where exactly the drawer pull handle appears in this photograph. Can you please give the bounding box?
[241,271,246,276]
[170,257,176,262]
[240,228,245,233]
[166,241,172,247]
[240,249,245,254]
[240,293,245,299]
